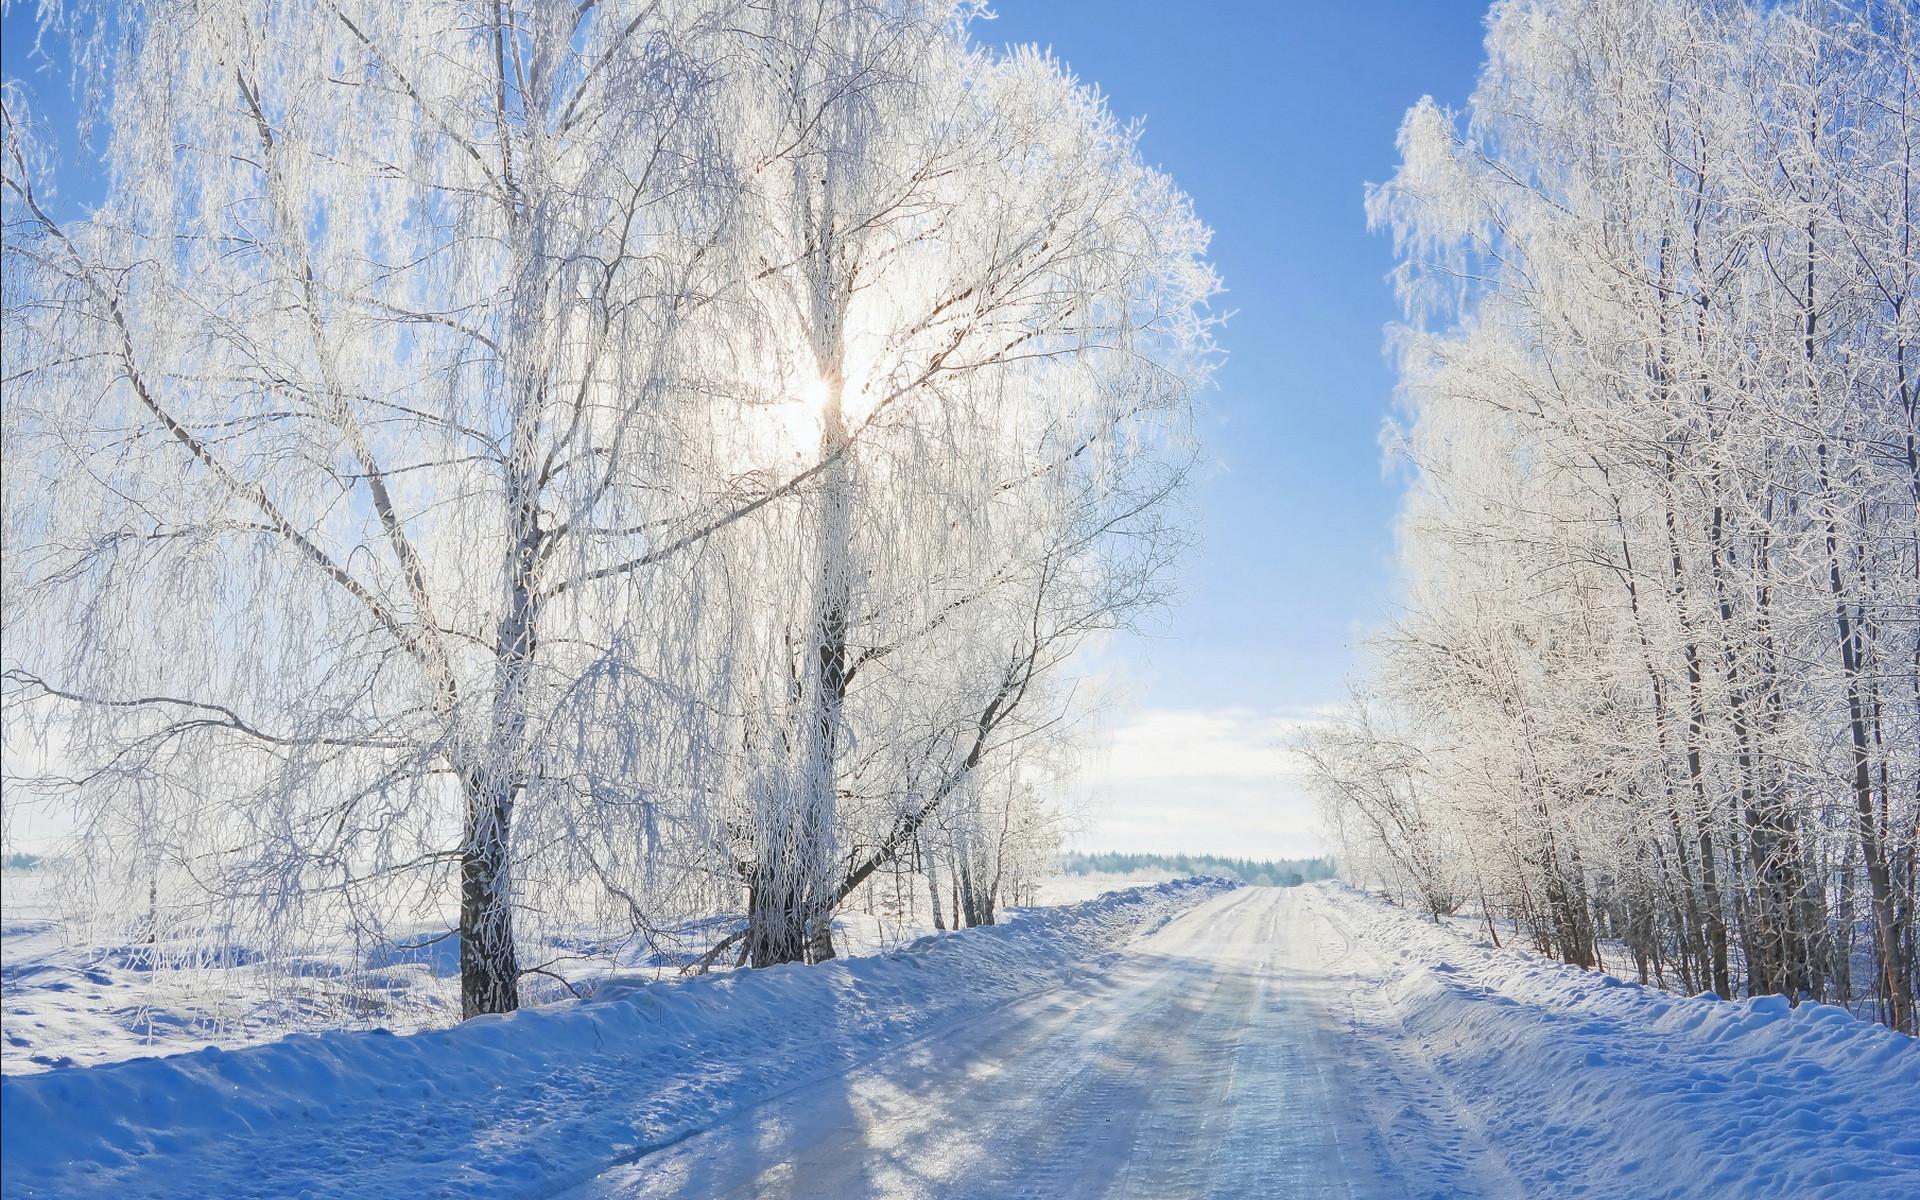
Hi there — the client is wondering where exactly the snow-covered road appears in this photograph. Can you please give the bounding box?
[7,881,1916,1198]
[570,887,1400,1198]
[572,885,1918,1200]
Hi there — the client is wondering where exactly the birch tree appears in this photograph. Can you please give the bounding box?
[670,10,1214,967]
[2,0,1215,1015]
[1330,0,1919,1030]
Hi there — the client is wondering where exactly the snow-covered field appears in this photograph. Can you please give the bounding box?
[0,866,1167,1077]
[2,869,464,1075]
[5,879,1917,1198]
[1032,869,1180,907]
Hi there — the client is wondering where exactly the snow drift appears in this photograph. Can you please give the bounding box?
[0,878,1231,1199]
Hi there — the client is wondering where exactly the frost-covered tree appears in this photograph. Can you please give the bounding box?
[1297,689,1462,923]
[1332,0,1919,1031]
[2,0,1213,1016]
[661,6,1213,968]
[5,0,756,1018]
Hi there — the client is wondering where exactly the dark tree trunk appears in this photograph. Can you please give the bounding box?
[460,771,520,1019]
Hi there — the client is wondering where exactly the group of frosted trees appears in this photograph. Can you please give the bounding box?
[1306,0,1918,1032]
[1,0,1213,1016]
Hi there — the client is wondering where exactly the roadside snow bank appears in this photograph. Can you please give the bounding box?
[0,877,1232,1199]
[1316,883,1920,1199]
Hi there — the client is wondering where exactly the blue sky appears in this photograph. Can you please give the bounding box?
[980,3,1491,856]
[2,2,1494,858]
[985,1,1489,714]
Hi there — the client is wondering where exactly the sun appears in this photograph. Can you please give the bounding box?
[761,369,835,458]
[798,372,832,421]
[764,348,878,459]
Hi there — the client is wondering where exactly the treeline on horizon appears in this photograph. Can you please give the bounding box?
[1059,851,1338,887]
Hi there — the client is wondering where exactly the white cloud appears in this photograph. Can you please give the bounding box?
[1062,706,1332,860]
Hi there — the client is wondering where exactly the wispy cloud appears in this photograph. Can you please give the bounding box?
[1064,706,1333,860]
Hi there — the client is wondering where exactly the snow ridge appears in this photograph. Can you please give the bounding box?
[0,878,1233,1199]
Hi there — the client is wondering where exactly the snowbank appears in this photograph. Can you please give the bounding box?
[0,877,1232,1199]
[1318,883,1920,1199]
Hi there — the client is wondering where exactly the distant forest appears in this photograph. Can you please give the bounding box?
[1059,852,1337,888]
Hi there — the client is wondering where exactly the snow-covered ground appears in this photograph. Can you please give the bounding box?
[1325,884,1920,1196]
[0,865,1172,1076]
[1032,869,1180,907]
[0,878,1230,1198]
[2,869,468,1075]
[4,880,1916,1198]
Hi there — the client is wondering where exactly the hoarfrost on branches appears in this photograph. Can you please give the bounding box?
[0,0,1216,1018]
[1313,0,1920,1033]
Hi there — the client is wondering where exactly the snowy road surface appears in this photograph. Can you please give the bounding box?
[568,885,1428,1199]
[566,885,1918,1199]
[5,881,1916,1198]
